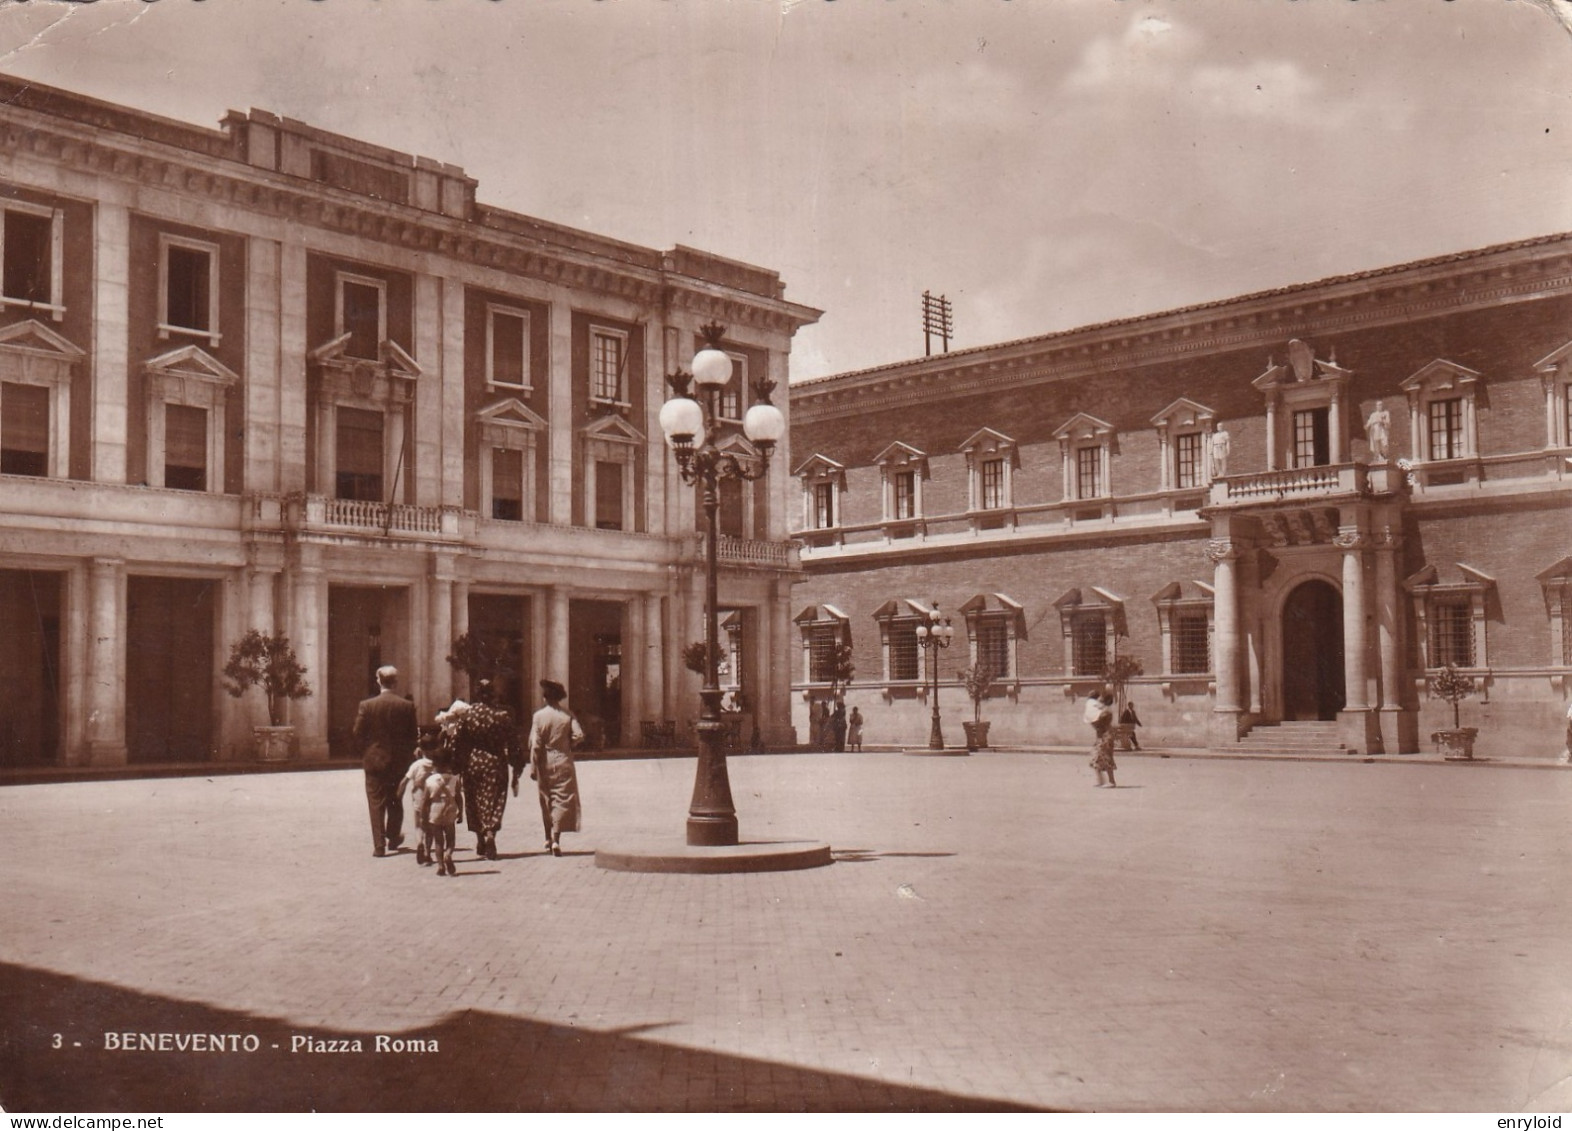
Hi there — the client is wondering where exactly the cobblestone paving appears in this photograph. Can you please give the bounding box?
[2,751,1570,1111]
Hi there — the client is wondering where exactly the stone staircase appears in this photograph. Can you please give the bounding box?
[1228,721,1349,758]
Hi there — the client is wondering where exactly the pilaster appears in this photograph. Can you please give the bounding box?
[86,556,126,764]
[91,204,130,483]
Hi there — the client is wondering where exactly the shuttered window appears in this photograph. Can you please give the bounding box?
[335,407,384,501]
[1,382,48,476]
[165,404,207,491]
[492,448,523,521]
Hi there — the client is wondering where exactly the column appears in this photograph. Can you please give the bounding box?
[92,205,130,483]
[450,575,470,704]
[249,566,277,634]
[290,554,329,758]
[1337,529,1370,712]
[1329,389,1345,464]
[766,580,796,747]
[426,558,454,716]
[547,296,574,526]
[86,557,126,764]
[1372,525,1416,753]
[277,242,310,493]
[245,236,282,495]
[440,277,466,508]
[623,596,646,736]
[546,586,570,688]
[1264,399,1278,470]
[412,272,443,508]
[62,563,90,765]
[1206,538,1243,745]
[644,590,665,725]
[1240,549,1263,715]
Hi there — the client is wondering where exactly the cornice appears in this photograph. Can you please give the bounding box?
[0,105,817,336]
[792,237,1572,422]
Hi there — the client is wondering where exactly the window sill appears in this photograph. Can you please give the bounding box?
[0,297,65,322]
[487,381,534,396]
[157,323,222,348]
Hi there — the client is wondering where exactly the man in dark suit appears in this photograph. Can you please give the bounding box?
[354,665,418,857]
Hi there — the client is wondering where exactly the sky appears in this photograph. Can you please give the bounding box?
[0,0,1569,382]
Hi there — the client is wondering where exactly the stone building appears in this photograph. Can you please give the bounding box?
[0,76,818,767]
[789,233,1572,760]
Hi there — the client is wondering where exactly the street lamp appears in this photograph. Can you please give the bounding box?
[914,603,954,750]
[659,322,785,846]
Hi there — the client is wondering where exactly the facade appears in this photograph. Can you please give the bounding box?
[790,233,1572,760]
[0,77,819,768]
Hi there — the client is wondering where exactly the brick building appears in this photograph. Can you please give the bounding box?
[789,233,1572,759]
[0,76,819,768]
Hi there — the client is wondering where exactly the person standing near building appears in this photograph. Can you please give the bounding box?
[847,706,864,752]
[452,679,517,861]
[1084,687,1117,788]
[1119,700,1143,751]
[354,665,418,857]
[528,680,584,856]
[830,700,848,752]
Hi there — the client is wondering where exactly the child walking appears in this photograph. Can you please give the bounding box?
[423,749,464,876]
[398,726,440,865]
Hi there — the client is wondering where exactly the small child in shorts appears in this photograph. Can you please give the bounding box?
[399,726,441,865]
[423,749,464,877]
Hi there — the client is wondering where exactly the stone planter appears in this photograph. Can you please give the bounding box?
[962,720,991,752]
[1432,727,1478,761]
[254,725,295,763]
[1111,723,1138,752]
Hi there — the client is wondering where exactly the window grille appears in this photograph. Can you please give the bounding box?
[1072,613,1107,676]
[888,619,920,681]
[808,624,841,683]
[976,621,1009,676]
[1172,612,1210,674]
[1429,601,1473,667]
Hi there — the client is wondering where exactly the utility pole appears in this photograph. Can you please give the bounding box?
[922,290,953,357]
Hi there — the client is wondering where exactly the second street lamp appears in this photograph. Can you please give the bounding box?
[658,323,785,846]
[915,603,953,750]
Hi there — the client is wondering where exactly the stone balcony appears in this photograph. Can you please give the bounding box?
[1209,462,1371,507]
[693,533,800,572]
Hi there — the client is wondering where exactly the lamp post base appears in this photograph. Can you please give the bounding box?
[686,815,740,847]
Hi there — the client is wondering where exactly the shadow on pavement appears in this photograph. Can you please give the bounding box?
[0,961,1042,1113]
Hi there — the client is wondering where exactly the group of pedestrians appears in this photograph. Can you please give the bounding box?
[353,666,584,873]
[806,699,863,752]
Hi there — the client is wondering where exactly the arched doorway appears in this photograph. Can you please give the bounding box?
[1281,579,1344,721]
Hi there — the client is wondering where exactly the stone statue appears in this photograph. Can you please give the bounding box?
[1210,427,1231,478]
[1364,400,1391,462]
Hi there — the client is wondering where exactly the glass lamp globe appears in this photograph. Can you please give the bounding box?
[691,347,733,388]
[659,396,703,448]
[743,402,786,445]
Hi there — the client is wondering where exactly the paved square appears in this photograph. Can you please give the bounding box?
[1,751,1570,1112]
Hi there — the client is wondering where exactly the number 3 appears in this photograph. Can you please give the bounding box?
[52,1033,62,1048]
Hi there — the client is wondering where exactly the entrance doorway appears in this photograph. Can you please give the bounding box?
[126,576,215,763]
[1281,579,1345,721]
[0,570,61,766]
[465,593,531,720]
[569,599,623,749]
[328,586,409,758]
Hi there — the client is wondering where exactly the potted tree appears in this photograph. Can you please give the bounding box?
[222,629,312,762]
[960,663,999,751]
[1103,649,1145,752]
[1429,664,1479,760]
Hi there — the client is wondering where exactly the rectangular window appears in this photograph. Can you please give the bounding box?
[716,352,743,421]
[976,621,1010,677]
[808,624,840,683]
[160,238,218,339]
[488,307,529,389]
[2,208,52,304]
[1292,408,1331,467]
[491,448,523,521]
[340,278,383,361]
[1076,447,1101,499]
[1175,432,1202,489]
[335,406,384,501]
[164,404,207,491]
[1428,398,1464,461]
[591,329,626,403]
[0,382,49,476]
[1072,613,1107,677]
[595,460,624,530]
[889,619,920,681]
[981,458,1006,509]
[893,470,916,520]
[1430,601,1474,667]
[1173,612,1210,674]
[718,475,745,538]
[813,482,835,529]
